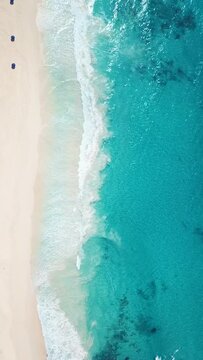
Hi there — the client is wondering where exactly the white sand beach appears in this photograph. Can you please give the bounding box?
[0,0,46,359]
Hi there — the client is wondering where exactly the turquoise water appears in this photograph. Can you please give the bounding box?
[79,1,203,359]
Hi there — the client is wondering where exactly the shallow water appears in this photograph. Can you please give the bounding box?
[36,0,203,359]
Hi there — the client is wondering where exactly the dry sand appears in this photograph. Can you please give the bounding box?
[0,0,46,359]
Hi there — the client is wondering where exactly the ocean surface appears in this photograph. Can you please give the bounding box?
[36,0,203,359]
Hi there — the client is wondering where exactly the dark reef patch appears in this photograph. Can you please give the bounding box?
[112,0,196,42]
[136,0,196,41]
[92,341,119,360]
[193,227,203,241]
[161,281,168,292]
[135,315,159,336]
[92,293,142,359]
[135,58,193,86]
[137,280,157,301]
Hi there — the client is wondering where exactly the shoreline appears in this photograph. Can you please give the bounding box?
[34,1,96,358]
[34,1,87,356]
[33,1,108,358]
[0,0,46,359]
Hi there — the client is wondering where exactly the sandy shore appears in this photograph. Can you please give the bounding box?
[0,1,46,359]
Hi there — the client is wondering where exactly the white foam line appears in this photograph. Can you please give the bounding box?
[37,290,87,360]
[70,0,108,194]
[70,0,109,246]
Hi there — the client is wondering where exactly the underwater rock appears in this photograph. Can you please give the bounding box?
[193,227,203,238]
[135,315,159,336]
[161,281,168,292]
[113,329,128,342]
[120,295,129,308]
[136,0,196,40]
[150,327,157,334]
[93,342,118,360]
[135,57,192,86]
[137,280,157,300]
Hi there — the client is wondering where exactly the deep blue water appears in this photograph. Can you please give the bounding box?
[80,1,203,359]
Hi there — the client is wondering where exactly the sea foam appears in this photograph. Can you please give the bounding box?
[70,0,108,192]
[155,348,179,360]
[70,0,111,258]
